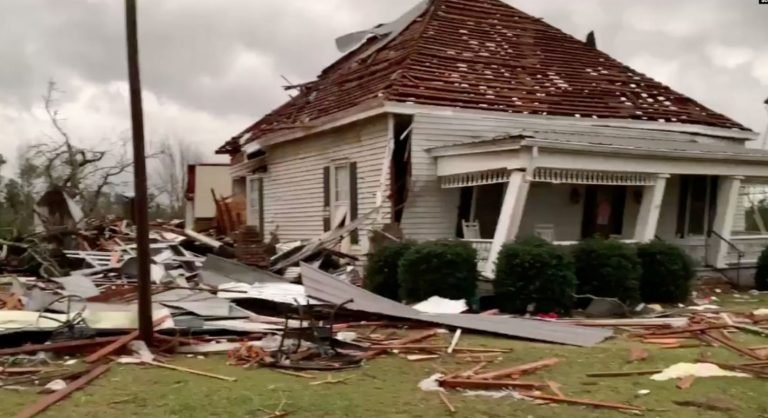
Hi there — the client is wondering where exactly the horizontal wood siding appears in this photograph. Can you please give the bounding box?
[260,115,390,255]
[402,113,531,240]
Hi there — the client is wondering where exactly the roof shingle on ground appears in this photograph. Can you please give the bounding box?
[225,0,748,151]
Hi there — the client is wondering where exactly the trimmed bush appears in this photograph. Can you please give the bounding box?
[637,241,694,303]
[494,237,576,314]
[573,239,641,304]
[398,240,477,303]
[756,246,768,291]
[363,241,415,301]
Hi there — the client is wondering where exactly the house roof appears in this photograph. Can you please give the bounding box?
[223,0,749,152]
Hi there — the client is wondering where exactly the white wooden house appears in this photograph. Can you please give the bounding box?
[217,0,768,278]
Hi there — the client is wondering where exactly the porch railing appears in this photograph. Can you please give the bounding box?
[707,230,745,284]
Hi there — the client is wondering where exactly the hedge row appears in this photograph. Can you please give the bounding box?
[493,238,695,314]
[364,237,695,314]
[364,240,478,304]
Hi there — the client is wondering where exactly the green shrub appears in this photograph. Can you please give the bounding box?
[363,241,415,301]
[398,240,477,303]
[494,237,576,314]
[756,246,768,291]
[637,241,694,303]
[573,239,641,304]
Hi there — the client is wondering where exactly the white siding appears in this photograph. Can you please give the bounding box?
[260,115,391,255]
[401,113,527,240]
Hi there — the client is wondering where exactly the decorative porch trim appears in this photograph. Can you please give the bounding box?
[532,167,655,186]
[440,169,511,188]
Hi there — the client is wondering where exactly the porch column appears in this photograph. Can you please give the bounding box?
[484,170,530,276]
[633,174,669,242]
[709,176,744,268]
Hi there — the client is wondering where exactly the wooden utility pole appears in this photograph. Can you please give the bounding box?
[124,0,153,343]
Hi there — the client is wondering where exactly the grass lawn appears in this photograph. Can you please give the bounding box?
[3,294,768,418]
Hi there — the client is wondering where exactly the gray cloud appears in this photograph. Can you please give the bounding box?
[1,0,767,177]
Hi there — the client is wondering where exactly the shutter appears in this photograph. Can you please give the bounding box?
[322,166,331,232]
[349,162,359,244]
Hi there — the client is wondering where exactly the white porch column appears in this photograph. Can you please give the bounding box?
[484,170,530,276]
[709,176,744,268]
[633,174,669,242]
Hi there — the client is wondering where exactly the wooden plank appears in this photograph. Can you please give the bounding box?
[518,392,643,411]
[0,336,121,357]
[145,360,236,382]
[447,329,462,354]
[438,392,456,414]
[586,369,663,378]
[546,380,565,398]
[472,358,559,380]
[702,331,764,360]
[84,316,169,363]
[677,375,695,390]
[12,363,112,418]
[440,378,546,390]
[386,330,439,346]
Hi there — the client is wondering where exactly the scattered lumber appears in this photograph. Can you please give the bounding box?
[677,375,696,390]
[518,392,643,411]
[144,360,237,382]
[438,392,456,414]
[12,363,112,418]
[472,358,559,380]
[84,316,169,363]
[586,369,663,378]
[440,378,546,390]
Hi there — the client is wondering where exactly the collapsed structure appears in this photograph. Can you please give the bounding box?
[218,0,768,282]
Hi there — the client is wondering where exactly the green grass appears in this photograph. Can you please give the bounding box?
[3,295,768,418]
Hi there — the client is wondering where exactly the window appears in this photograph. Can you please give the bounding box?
[246,175,263,232]
[331,164,350,228]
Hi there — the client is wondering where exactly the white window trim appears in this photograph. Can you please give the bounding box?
[330,162,352,251]
[246,175,264,228]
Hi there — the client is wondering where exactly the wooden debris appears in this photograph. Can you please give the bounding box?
[273,369,316,379]
[144,360,237,382]
[472,358,559,380]
[674,399,736,412]
[0,367,63,374]
[0,336,122,357]
[518,392,643,411]
[586,369,663,378]
[456,362,488,378]
[309,375,354,385]
[701,331,764,360]
[677,375,695,390]
[12,363,112,418]
[628,347,649,362]
[447,329,462,354]
[440,378,546,390]
[546,380,565,398]
[406,354,441,362]
[438,391,456,414]
[386,330,439,346]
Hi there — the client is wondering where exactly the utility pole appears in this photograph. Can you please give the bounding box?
[125,0,153,343]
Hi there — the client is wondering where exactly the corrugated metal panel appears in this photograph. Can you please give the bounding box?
[300,263,612,347]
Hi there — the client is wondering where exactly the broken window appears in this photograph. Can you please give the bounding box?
[323,162,359,244]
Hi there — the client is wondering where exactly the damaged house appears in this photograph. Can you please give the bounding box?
[217,0,768,277]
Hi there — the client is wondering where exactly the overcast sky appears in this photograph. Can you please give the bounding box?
[1,0,767,177]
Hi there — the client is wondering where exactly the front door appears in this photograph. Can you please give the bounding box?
[581,185,627,239]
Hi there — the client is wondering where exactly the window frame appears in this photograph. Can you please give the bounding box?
[245,174,264,232]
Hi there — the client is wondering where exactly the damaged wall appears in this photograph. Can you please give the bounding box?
[258,115,391,254]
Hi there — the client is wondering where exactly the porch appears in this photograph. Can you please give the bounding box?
[427,133,768,275]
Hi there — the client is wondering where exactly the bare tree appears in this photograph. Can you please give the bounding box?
[151,136,202,218]
[25,81,143,217]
